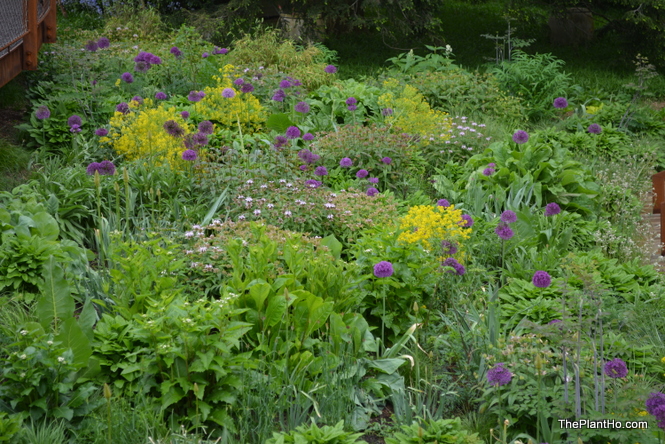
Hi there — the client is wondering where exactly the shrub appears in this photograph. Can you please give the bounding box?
[265,420,363,444]
[385,417,482,444]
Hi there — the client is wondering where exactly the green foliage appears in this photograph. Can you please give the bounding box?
[265,420,363,444]
[491,51,572,121]
[385,417,482,444]
[386,46,455,75]
[0,412,21,442]
[308,80,383,129]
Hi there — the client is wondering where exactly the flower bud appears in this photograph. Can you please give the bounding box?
[103,383,112,400]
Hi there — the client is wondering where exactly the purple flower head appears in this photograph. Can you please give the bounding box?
[487,363,512,386]
[121,72,134,83]
[295,101,310,113]
[131,95,143,104]
[553,97,568,109]
[500,210,517,224]
[95,128,108,136]
[437,199,450,207]
[35,105,50,120]
[69,124,81,133]
[198,120,213,135]
[588,123,602,134]
[134,61,149,73]
[303,133,314,141]
[346,97,357,106]
[163,120,184,137]
[482,167,495,176]
[298,149,320,164]
[382,108,393,116]
[512,130,529,144]
[181,111,190,119]
[441,240,458,255]
[170,46,182,58]
[273,135,288,149]
[86,162,101,175]
[98,160,116,175]
[188,91,203,102]
[182,149,197,161]
[299,165,307,171]
[97,37,110,49]
[646,392,665,416]
[85,40,99,52]
[544,202,561,217]
[356,169,368,179]
[548,319,562,325]
[366,187,379,197]
[68,115,82,127]
[272,89,286,102]
[460,214,474,228]
[604,358,628,378]
[149,55,161,65]
[116,102,129,114]
[279,79,292,88]
[495,223,514,240]
[285,126,301,139]
[443,257,465,275]
[324,65,337,74]
[348,104,358,112]
[368,177,379,184]
[134,51,149,63]
[340,157,353,167]
[488,163,496,167]
[202,52,209,58]
[314,166,328,176]
[234,78,245,86]
[381,157,392,165]
[373,261,394,278]
[304,179,321,188]
[221,88,235,99]
[240,83,254,93]
[532,271,552,288]
[192,132,208,146]
[155,91,167,100]
[218,48,229,55]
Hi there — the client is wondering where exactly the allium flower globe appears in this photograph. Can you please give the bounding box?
[295,101,310,113]
[170,46,182,57]
[482,167,495,176]
[97,37,110,49]
[532,271,552,288]
[314,166,328,176]
[544,202,561,216]
[163,120,184,137]
[443,257,465,275]
[441,240,458,255]
[95,128,108,136]
[67,115,82,127]
[381,157,392,165]
[460,214,474,228]
[368,177,379,184]
[588,123,602,134]
[182,149,197,161]
[487,363,512,386]
[553,97,568,109]
[85,40,98,52]
[324,65,337,74]
[86,162,101,175]
[303,133,314,141]
[437,199,450,207]
[155,91,167,100]
[221,88,235,99]
[366,187,379,197]
[512,130,529,144]
[240,83,254,93]
[340,157,353,167]
[286,126,301,139]
[356,169,368,179]
[279,79,292,88]
[198,121,214,135]
[181,111,190,119]
[345,97,357,106]
[500,210,517,224]
[382,108,393,116]
[192,132,208,146]
[604,358,628,379]
[98,160,116,175]
[305,179,322,188]
[120,72,134,83]
[116,102,129,114]
[373,261,394,278]
[495,224,514,240]
[35,105,50,120]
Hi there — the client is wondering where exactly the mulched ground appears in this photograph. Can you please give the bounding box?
[360,404,394,444]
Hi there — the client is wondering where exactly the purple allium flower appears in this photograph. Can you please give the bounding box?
[548,319,562,325]
[121,72,134,83]
[441,240,458,255]
[218,48,229,55]
[346,97,357,106]
[69,124,81,133]
[134,61,149,73]
[495,223,514,240]
[553,97,568,109]
[181,111,190,119]
[368,177,379,184]
[324,65,337,74]
[482,167,495,176]
[188,91,202,102]
[97,37,110,49]
[131,95,143,104]
[221,88,235,99]
[35,105,50,120]
[356,169,368,179]
[182,149,197,161]
[163,120,184,137]
[303,133,314,141]
[381,157,392,165]
[348,104,358,112]
[240,83,254,93]
[366,187,379,197]
[234,78,245,86]
[588,123,602,134]
[86,162,101,175]
[340,157,353,167]
[532,271,552,288]
[460,214,474,228]
[298,149,316,164]
[116,102,129,114]
[95,128,108,136]
[98,160,116,175]
[305,179,322,188]
[437,199,450,207]
[286,126,301,139]
[272,89,286,102]
[604,358,628,378]
[544,202,561,217]
[500,210,517,224]
[646,392,665,416]
[170,46,182,57]
[198,120,213,135]
[202,52,209,58]
[443,257,465,275]
[512,130,529,144]
[85,40,99,52]
[279,79,292,88]
[299,165,307,171]
[373,261,394,278]
[192,132,208,145]
[134,51,149,63]
[488,163,496,167]
[314,166,328,176]
[295,101,310,113]
[68,115,82,127]
[149,55,161,65]
[155,91,167,100]
[487,363,512,386]
[382,108,393,116]
[274,135,288,148]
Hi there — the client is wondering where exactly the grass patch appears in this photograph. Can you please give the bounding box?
[0,138,31,191]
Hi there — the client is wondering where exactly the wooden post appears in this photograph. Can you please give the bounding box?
[22,0,39,70]
[44,0,57,44]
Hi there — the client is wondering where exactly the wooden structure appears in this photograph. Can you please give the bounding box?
[652,170,665,254]
[0,0,57,89]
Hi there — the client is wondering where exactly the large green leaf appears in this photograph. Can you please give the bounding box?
[248,282,272,311]
[55,317,92,368]
[37,256,75,331]
[264,291,288,328]
[266,113,294,133]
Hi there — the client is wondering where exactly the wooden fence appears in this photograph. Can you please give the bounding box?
[0,0,57,89]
